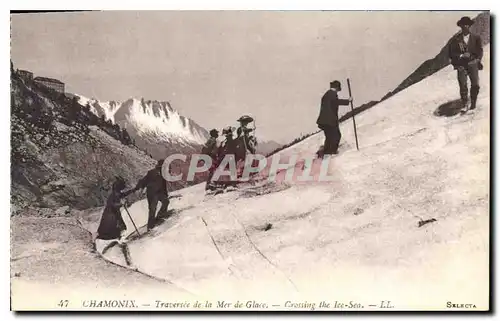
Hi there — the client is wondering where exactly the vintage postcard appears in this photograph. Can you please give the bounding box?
[9,10,490,311]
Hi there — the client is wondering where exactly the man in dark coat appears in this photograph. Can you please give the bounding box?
[133,159,169,230]
[448,16,484,111]
[97,176,135,240]
[316,80,352,155]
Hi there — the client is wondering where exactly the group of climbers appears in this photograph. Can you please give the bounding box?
[95,16,483,245]
[202,115,258,191]
[96,115,259,242]
[96,159,169,242]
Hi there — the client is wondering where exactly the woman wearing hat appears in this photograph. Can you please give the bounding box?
[96,176,136,240]
[448,16,484,112]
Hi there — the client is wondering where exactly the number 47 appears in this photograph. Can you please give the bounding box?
[57,300,69,308]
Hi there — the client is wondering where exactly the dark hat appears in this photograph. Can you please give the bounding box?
[209,129,219,136]
[330,80,341,89]
[237,115,254,123]
[113,176,127,191]
[457,16,474,27]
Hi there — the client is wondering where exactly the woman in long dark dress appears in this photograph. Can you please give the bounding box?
[96,176,135,240]
[96,176,137,266]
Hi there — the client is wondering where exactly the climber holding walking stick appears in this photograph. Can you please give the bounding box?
[96,176,137,266]
[316,80,353,156]
[96,176,137,241]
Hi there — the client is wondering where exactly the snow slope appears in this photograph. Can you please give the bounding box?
[94,46,490,310]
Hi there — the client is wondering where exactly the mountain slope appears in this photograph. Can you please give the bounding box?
[10,73,158,211]
[76,95,209,160]
[90,45,490,308]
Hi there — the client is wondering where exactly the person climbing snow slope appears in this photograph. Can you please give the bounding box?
[133,159,170,231]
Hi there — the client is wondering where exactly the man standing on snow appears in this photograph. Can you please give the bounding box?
[448,16,484,112]
[133,159,169,230]
[316,80,352,155]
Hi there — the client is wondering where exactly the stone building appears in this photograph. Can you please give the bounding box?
[34,76,65,93]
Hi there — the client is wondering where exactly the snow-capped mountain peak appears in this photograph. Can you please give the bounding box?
[76,94,208,145]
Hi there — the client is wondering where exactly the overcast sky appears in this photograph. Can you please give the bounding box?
[11,11,480,143]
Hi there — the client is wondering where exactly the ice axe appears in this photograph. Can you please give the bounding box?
[122,202,141,237]
[347,78,360,151]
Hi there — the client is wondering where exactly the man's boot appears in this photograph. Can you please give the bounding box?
[460,92,470,112]
[470,86,480,110]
